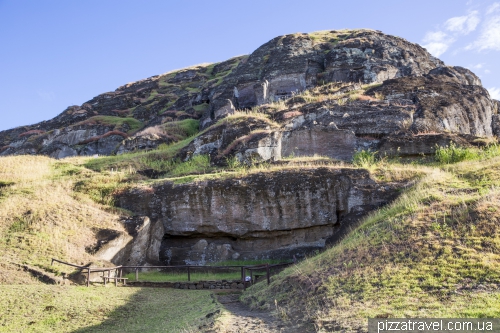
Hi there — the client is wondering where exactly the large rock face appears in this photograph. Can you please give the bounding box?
[117,168,400,265]
[372,71,493,137]
[201,29,444,128]
[181,65,495,165]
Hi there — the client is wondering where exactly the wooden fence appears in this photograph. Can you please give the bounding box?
[51,258,294,288]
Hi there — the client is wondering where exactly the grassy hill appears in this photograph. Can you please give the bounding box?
[2,133,500,332]
[242,150,500,332]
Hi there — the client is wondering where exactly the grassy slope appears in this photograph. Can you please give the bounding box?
[2,151,500,332]
[0,285,219,333]
[0,155,128,281]
[242,156,500,331]
[76,116,144,134]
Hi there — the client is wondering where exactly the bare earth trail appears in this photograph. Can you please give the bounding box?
[207,293,310,333]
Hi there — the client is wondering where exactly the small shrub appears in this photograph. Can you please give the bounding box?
[435,143,479,164]
[226,156,241,169]
[353,149,378,168]
[170,154,211,176]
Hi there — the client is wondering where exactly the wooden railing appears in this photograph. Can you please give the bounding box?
[51,258,294,287]
[51,258,122,287]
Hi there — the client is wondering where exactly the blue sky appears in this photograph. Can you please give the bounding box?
[1,0,499,131]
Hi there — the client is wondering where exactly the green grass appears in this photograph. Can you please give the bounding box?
[83,137,195,172]
[76,116,143,134]
[124,270,242,282]
[163,118,200,138]
[0,285,219,333]
[435,143,500,164]
[145,90,158,101]
[207,259,285,266]
[241,157,500,331]
[352,149,377,168]
[193,103,209,113]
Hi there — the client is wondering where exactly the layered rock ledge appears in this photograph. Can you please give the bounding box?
[117,168,400,265]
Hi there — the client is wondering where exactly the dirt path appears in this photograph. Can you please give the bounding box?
[208,293,285,333]
[207,292,315,333]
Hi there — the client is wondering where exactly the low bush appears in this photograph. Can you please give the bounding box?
[435,143,500,164]
[352,149,378,168]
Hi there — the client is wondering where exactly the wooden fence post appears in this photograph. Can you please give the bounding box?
[266,264,270,285]
[187,266,191,282]
[135,268,138,281]
[240,266,244,283]
[87,268,90,287]
[243,267,246,291]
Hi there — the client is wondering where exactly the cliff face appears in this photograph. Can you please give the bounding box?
[202,29,444,128]
[117,168,401,265]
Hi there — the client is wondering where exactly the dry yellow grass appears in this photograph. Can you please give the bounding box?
[0,155,125,282]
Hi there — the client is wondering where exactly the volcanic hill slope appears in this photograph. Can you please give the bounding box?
[0,29,500,332]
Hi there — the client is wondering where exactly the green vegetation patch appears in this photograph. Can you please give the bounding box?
[76,116,143,134]
[163,118,200,139]
[193,103,209,114]
[124,270,242,283]
[83,137,195,173]
[435,143,500,164]
[308,29,354,46]
[0,285,219,333]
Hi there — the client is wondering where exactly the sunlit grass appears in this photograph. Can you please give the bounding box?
[0,285,219,333]
[124,270,242,282]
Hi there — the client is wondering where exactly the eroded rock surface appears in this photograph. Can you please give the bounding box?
[117,168,400,265]
[202,29,443,128]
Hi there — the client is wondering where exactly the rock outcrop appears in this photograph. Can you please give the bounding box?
[182,65,495,164]
[201,29,444,128]
[117,168,401,265]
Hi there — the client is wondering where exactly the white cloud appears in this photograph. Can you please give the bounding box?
[423,42,451,57]
[485,69,491,74]
[487,2,500,14]
[472,63,484,68]
[488,87,500,99]
[423,31,448,42]
[467,15,500,51]
[444,11,480,34]
[422,31,454,56]
[422,11,480,57]
[37,90,55,102]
